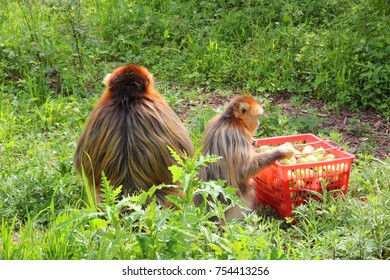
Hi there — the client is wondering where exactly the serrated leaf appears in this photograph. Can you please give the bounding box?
[168,165,182,182]
[167,146,184,166]
[90,218,108,229]
[165,194,182,208]
[208,243,223,256]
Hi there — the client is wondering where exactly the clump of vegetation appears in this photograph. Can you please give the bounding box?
[0,150,284,260]
[0,0,389,260]
[1,0,389,114]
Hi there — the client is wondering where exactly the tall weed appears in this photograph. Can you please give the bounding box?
[1,0,388,113]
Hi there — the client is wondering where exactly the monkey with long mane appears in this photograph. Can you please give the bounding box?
[196,96,294,221]
[74,64,194,206]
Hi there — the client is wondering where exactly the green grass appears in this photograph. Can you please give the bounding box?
[1,0,389,114]
[0,0,389,260]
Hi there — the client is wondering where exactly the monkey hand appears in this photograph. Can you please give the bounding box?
[278,142,295,159]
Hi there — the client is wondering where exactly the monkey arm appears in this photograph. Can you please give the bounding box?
[244,145,294,179]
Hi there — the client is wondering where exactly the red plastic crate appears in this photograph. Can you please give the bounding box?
[254,133,355,219]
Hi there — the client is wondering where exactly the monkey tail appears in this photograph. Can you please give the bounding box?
[104,64,153,100]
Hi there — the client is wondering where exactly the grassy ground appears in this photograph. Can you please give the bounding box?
[0,0,389,260]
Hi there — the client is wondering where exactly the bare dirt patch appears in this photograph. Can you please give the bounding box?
[272,94,389,159]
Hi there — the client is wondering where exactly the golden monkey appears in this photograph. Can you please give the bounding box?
[196,96,294,220]
[74,64,194,206]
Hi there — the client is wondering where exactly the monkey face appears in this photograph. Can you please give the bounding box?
[249,103,264,134]
[229,96,264,136]
[241,100,264,136]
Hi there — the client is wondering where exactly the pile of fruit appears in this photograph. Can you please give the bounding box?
[255,135,355,218]
[258,144,336,165]
[258,143,349,198]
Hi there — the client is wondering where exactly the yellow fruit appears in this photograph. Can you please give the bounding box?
[296,157,308,164]
[324,164,336,174]
[295,179,305,188]
[294,169,302,178]
[302,145,315,154]
[316,154,326,161]
[258,145,270,152]
[308,169,315,177]
[305,168,315,178]
[287,170,296,180]
[305,154,318,162]
[294,149,302,157]
[313,147,325,156]
[295,168,315,180]
[324,153,336,160]
[279,159,290,165]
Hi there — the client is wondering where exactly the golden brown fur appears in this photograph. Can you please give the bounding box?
[74,64,194,206]
[196,96,294,220]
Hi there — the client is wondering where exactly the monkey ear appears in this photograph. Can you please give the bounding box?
[239,102,250,115]
[103,73,111,87]
[147,73,154,87]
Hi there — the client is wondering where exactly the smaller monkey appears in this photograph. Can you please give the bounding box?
[74,64,194,207]
[196,96,294,221]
